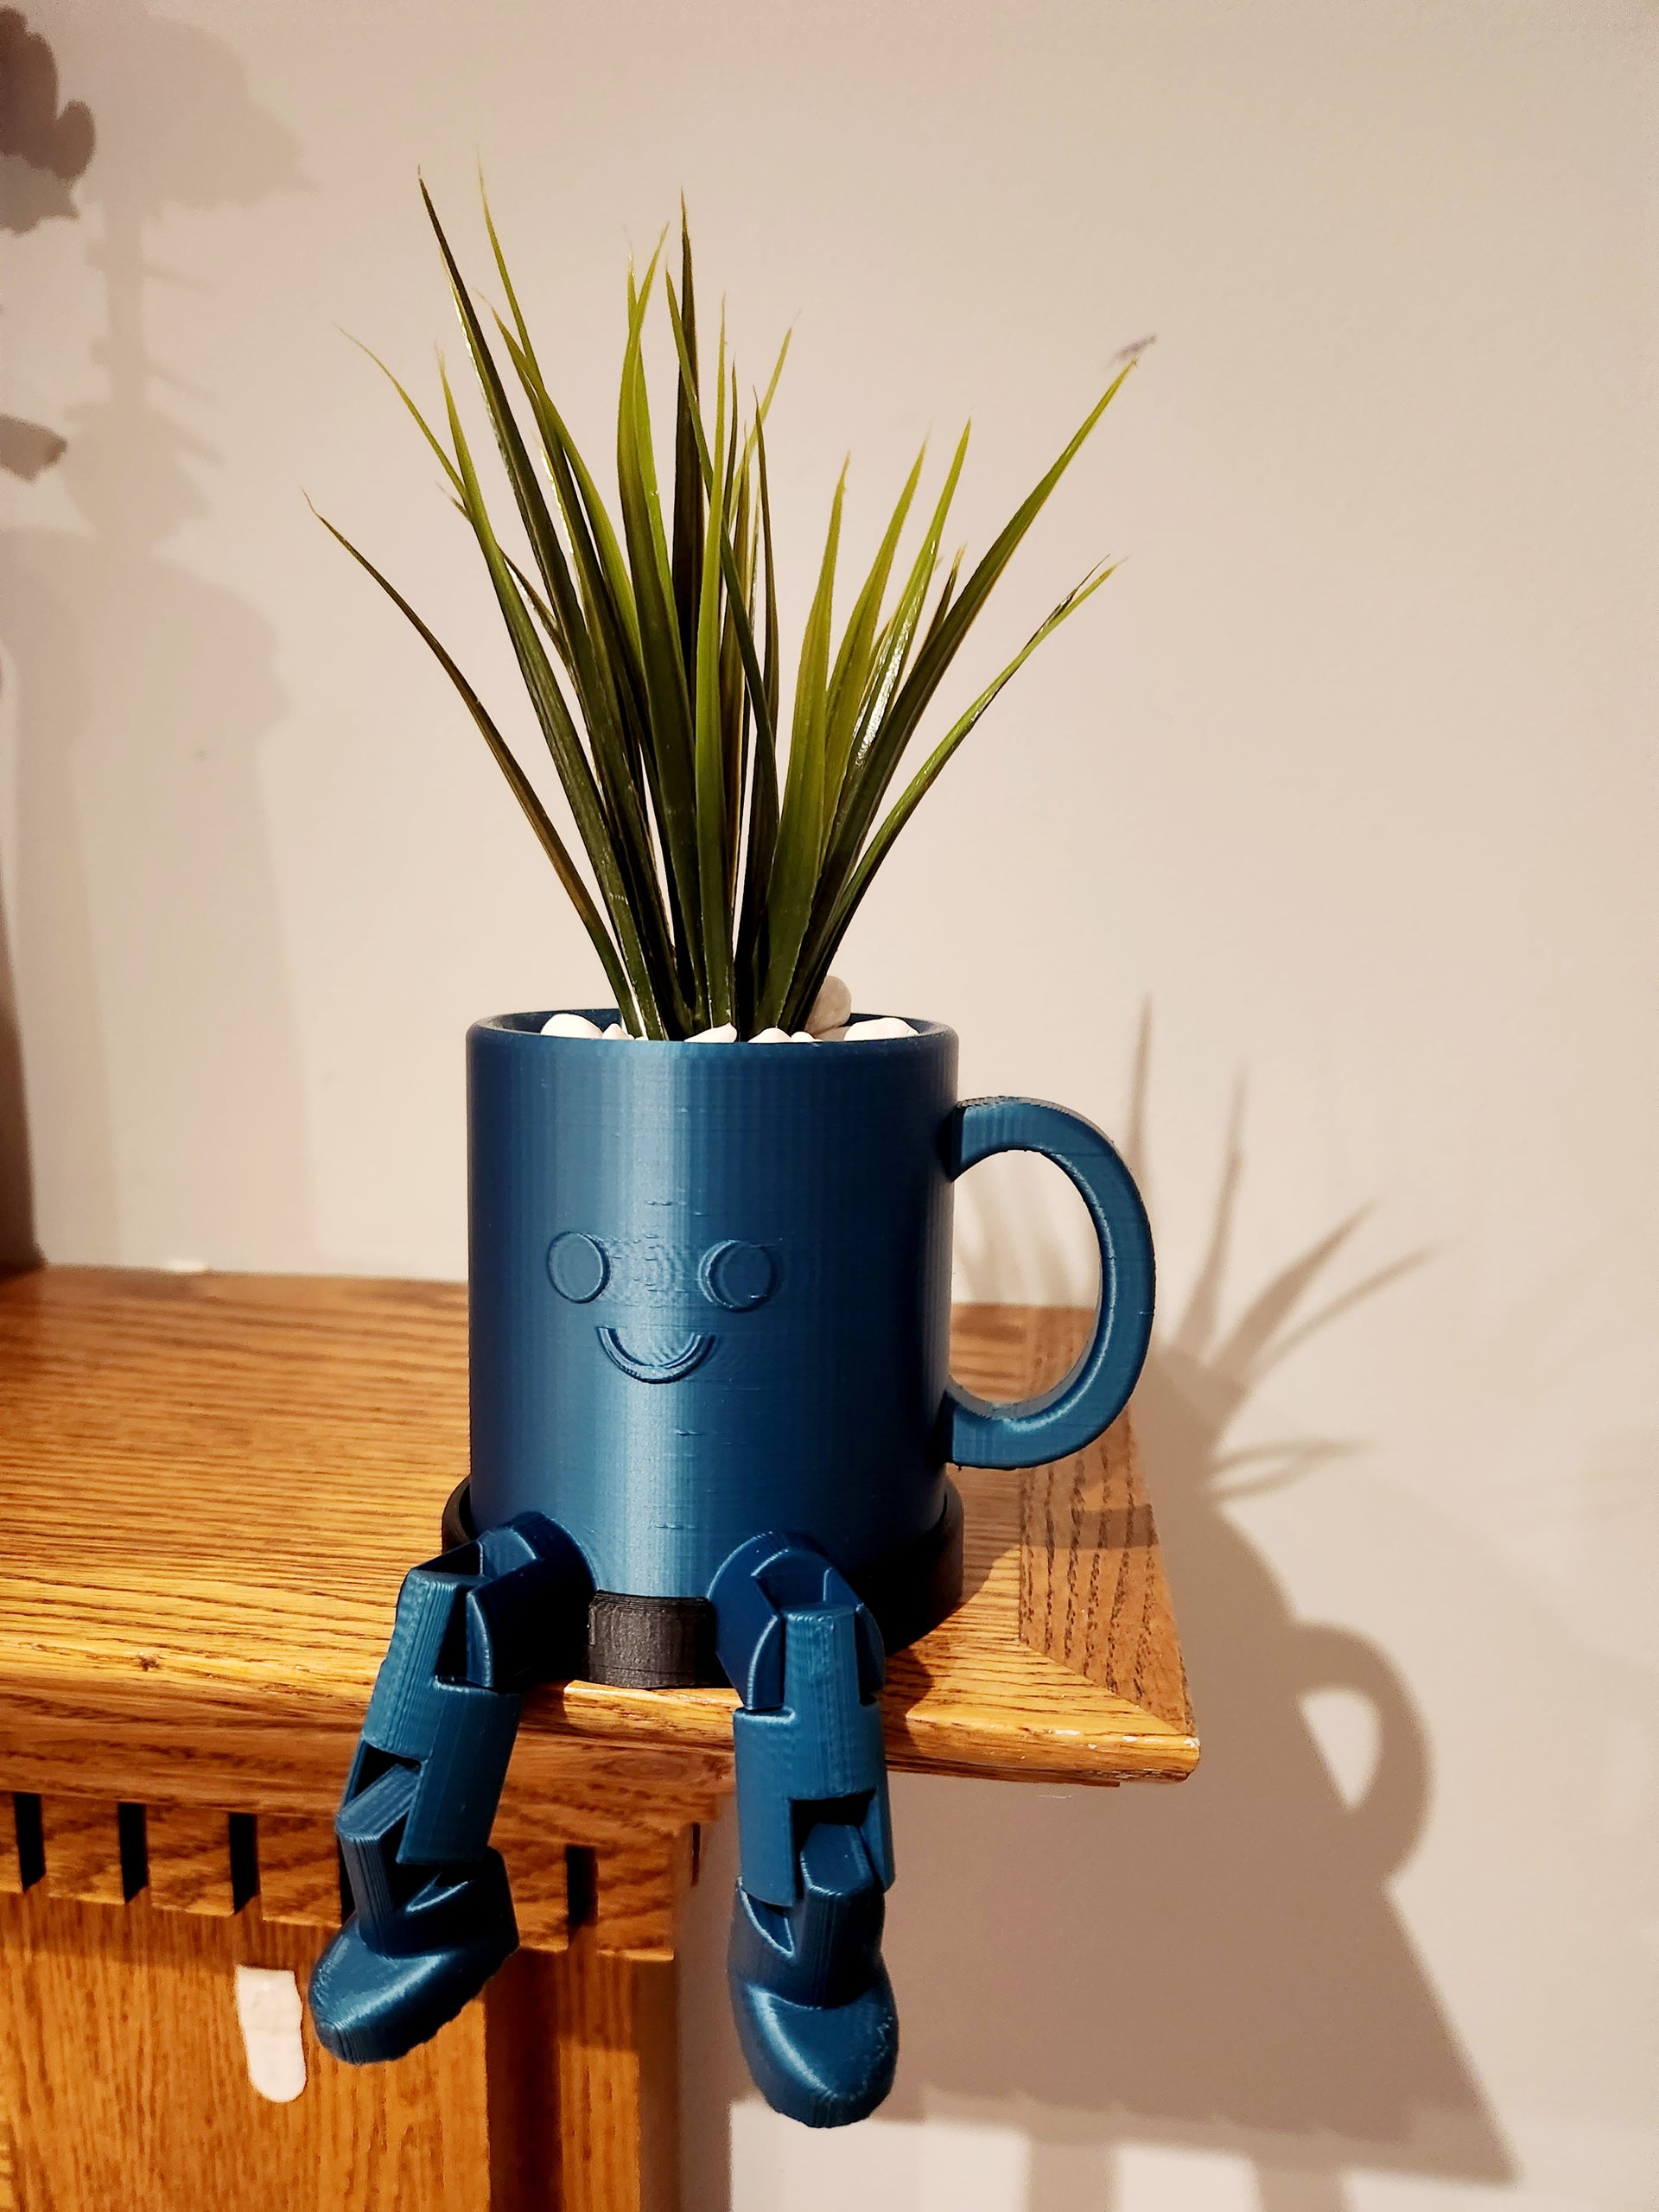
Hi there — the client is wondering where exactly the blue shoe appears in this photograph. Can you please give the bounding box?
[310,1897,516,2064]
[731,1962,899,2129]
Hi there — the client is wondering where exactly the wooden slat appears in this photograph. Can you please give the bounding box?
[39,1796,128,1905]
[146,1802,238,1917]
[492,1819,570,1953]
[255,1813,341,1929]
[589,1827,695,1961]
[0,1800,23,1896]
[486,1934,677,2212]
[0,1269,1198,1803]
[557,1937,679,2212]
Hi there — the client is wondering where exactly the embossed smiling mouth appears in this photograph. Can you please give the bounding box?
[597,1327,716,1383]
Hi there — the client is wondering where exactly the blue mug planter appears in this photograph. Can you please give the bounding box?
[312,1012,1154,2127]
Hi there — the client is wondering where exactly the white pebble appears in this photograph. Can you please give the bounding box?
[842,1016,915,1041]
[750,1027,794,1043]
[790,1031,817,1044]
[687,1022,740,1044]
[602,1021,629,1039]
[804,976,852,1036]
[541,1012,603,1038]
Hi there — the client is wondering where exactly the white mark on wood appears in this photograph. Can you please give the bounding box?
[235,1965,307,2103]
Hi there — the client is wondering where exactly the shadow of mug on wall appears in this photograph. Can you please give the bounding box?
[904,1031,1511,2204]
[678,1014,1515,2207]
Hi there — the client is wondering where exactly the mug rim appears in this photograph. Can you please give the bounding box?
[474,1010,955,1049]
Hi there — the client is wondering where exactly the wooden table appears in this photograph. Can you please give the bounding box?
[0,1268,1196,2210]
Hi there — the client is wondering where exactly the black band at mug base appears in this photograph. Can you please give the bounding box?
[439,1477,965,1690]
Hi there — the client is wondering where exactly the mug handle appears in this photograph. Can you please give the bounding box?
[944,1097,1155,1470]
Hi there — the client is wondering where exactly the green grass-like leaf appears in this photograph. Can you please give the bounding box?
[321,187,1136,1036]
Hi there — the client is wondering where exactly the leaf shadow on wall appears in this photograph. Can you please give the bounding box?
[0,4,95,1268]
[0,4,314,1264]
[680,1014,1515,2210]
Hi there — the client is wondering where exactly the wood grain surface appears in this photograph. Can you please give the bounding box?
[0,1888,493,2212]
[0,1267,1196,1808]
[0,1267,1192,2212]
[146,1802,241,1916]
[37,1796,129,1906]
[485,1937,678,2212]
[254,1812,343,1929]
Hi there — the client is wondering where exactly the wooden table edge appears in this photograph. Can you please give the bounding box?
[0,1659,1199,1798]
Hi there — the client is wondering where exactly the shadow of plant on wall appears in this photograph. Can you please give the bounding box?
[681,1015,1514,2210]
[0,3,314,1265]
[0,7,93,238]
[0,3,95,1268]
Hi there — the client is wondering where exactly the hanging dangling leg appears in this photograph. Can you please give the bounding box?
[309,1512,592,2064]
[709,1534,899,2128]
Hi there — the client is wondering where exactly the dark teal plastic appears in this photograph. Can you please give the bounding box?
[467,1013,1154,1601]
[317,1010,1154,2126]
[309,1514,592,2066]
[710,1534,898,2127]
[945,1096,1155,1468]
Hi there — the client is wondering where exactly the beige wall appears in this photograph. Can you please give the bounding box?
[4,2,1655,2204]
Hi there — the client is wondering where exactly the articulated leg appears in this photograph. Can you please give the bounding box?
[709,1535,898,2128]
[309,1513,592,2064]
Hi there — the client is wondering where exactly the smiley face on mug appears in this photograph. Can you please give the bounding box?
[546,1230,778,1382]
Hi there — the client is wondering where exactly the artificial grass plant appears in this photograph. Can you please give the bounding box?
[317,187,1137,1039]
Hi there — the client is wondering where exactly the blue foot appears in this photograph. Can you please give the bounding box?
[731,1965,899,2130]
[728,1821,899,2126]
[311,1904,517,2064]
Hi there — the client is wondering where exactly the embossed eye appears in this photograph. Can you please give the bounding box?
[547,1231,609,1303]
[698,1239,774,1312]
